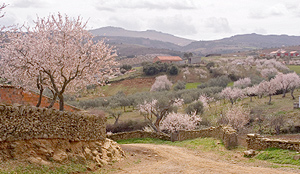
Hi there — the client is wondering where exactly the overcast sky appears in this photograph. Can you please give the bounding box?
[1,0,300,41]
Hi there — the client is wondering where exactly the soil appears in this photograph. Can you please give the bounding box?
[100,144,300,174]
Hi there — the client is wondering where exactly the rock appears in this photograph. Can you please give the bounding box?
[293,155,300,160]
[84,147,93,160]
[75,155,87,165]
[91,149,99,156]
[28,156,51,166]
[52,150,68,163]
[244,149,256,157]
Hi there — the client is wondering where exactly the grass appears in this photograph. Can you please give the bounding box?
[287,65,300,74]
[117,137,224,152]
[256,148,300,166]
[0,163,87,174]
[185,82,201,89]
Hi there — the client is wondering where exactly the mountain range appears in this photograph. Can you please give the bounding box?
[90,27,300,57]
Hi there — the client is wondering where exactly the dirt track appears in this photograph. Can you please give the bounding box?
[103,144,299,174]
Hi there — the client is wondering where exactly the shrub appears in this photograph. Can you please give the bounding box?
[174,80,186,91]
[185,101,204,115]
[120,64,132,71]
[198,75,231,89]
[106,120,148,133]
[167,65,179,75]
[150,75,173,92]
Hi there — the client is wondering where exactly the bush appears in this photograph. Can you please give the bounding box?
[174,80,186,91]
[142,62,177,76]
[106,120,148,133]
[185,101,204,115]
[120,64,132,71]
[167,65,179,75]
[198,75,231,89]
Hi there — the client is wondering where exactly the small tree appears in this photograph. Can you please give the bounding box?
[159,112,201,133]
[258,80,279,104]
[150,75,173,92]
[233,77,251,89]
[224,104,250,131]
[185,101,204,115]
[173,80,186,91]
[219,87,245,104]
[138,98,184,132]
[167,65,179,75]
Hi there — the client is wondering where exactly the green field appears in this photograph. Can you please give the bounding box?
[185,82,201,89]
[287,65,300,74]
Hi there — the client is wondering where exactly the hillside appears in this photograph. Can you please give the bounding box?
[183,33,300,55]
[91,27,300,56]
[90,26,194,46]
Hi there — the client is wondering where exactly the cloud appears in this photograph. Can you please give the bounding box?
[13,0,48,8]
[107,16,142,31]
[150,15,197,36]
[205,17,231,33]
[268,4,286,16]
[95,0,196,11]
[249,3,287,19]
[254,28,267,34]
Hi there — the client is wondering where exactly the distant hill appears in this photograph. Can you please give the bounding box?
[90,26,194,46]
[183,33,300,55]
[90,27,300,57]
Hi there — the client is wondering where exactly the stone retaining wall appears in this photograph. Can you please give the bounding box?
[246,134,300,151]
[107,126,238,149]
[107,130,171,141]
[171,126,238,149]
[0,104,106,142]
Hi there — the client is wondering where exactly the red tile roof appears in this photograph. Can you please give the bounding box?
[155,56,183,61]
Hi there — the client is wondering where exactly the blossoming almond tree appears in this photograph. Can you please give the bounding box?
[272,72,300,98]
[219,87,245,105]
[258,80,279,104]
[139,98,184,132]
[159,112,201,133]
[1,13,117,111]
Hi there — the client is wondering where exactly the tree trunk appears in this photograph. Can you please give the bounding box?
[291,87,295,100]
[154,116,162,132]
[36,88,44,107]
[250,96,252,102]
[47,92,57,108]
[58,94,64,111]
[268,95,272,105]
[282,89,286,98]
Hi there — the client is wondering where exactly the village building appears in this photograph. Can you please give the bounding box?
[187,56,202,64]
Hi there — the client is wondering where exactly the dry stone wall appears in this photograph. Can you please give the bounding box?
[0,104,106,142]
[107,130,171,141]
[247,134,300,151]
[107,126,238,149]
[171,126,238,149]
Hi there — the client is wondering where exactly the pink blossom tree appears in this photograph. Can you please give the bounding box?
[1,13,117,111]
[258,80,279,104]
[224,104,250,131]
[159,112,201,133]
[139,98,184,132]
[233,77,251,89]
[219,87,245,104]
[150,75,173,92]
[244,85,258,102]
[272,72,300,98]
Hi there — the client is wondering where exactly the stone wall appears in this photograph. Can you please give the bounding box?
[246,134,300,151]
[107,130,171,141]
[107,126,238,149]
[0,104,106,142]
[171,126,238,149]
[0,85,80,112]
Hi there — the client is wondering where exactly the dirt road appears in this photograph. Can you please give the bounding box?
[102,144,299,174]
